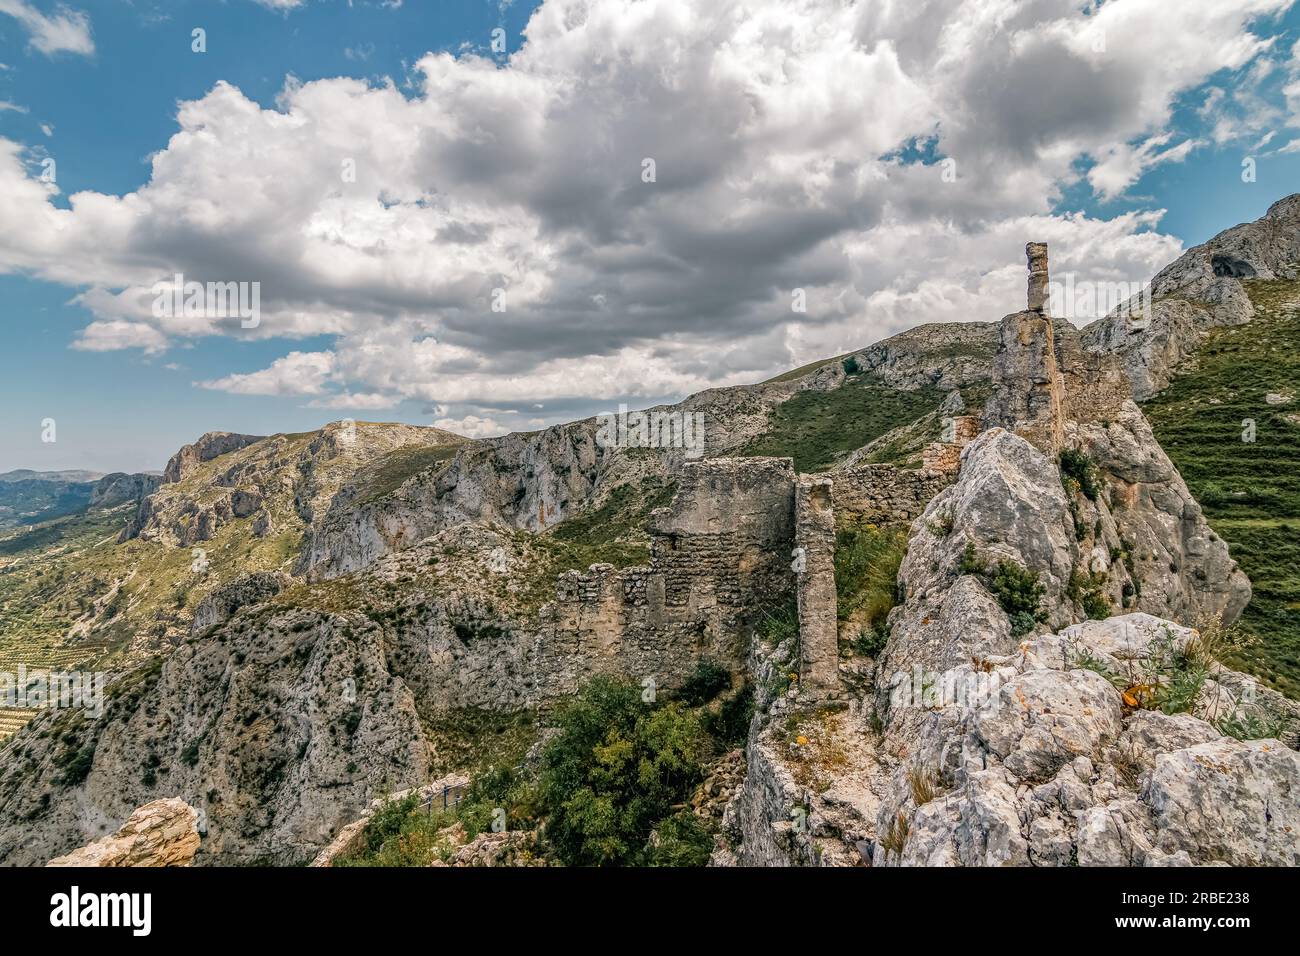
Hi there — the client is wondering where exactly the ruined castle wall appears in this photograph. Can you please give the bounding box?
[830,464,953,524]
[536,458,798,696]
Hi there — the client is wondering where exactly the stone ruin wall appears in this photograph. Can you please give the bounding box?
[538,457,798,695]
[831,463,957,523]
[537,453,970,700]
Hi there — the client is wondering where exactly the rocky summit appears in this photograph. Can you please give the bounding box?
[0,199,1297,869]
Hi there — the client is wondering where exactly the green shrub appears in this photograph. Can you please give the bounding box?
[958,542,985,576]
[643,811,713,867]
[834,520,907,631]
[1068,571,1111,621]
[853,624,889,658]
[1059,448,1100,500]
[702,687,754,747]
[986,560,1046,635]
[1216,709,1288,741]
[539,677,707,866]
[54,741,96,787]
[675,660,731,707]
[363,792,422,854]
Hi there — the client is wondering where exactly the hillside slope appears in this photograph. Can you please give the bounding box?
[1144,277,1300,695]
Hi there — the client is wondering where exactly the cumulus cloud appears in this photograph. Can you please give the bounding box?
[1087,134,1203,201]
[197,351,337,396]
[0,1,94,56]
[0,0,1295,433]
[432,414,510,439]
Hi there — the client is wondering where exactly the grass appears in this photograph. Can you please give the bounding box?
[833,519,907,656]
[1143,277,1300,696]
[739,373,946,472]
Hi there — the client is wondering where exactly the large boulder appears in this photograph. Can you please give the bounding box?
[46,799,200,867]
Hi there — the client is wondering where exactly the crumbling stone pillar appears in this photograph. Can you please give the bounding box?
[794,477,840,699]
[983,242,1065,454]
[1026,241,1050,313]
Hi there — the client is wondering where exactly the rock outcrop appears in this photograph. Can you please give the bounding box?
[88,472,162,510]
[162,432,266,484]
[1084,193,1300,398]
[716,238,1286,868]
[46,798,201,867]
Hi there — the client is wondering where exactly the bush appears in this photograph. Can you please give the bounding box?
[958,542,985,576]
[1068,571,1111,621]
[1059,448,1100,500]
[643,811,713,867]
[987,560,1046,634]
[456,764,539,837]
[363,792,422,854]
[539,677,707,866]
[702,687,754,747]
[674,660,731,707]
[834,520,907,630]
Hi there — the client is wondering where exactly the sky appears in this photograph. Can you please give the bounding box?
[1,0,1298,474]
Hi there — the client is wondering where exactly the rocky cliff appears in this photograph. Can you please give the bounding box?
[1084,194,1300,398]
[715,242,1288,869]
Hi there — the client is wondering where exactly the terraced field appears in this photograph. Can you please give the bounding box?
[1144,278,1300,696]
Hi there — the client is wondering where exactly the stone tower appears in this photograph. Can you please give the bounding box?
[983,243,1066,454]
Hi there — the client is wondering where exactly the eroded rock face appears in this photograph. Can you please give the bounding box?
[88,472,162,510]
[162,432,265,484]
[125,422,459,548]
[717,410,1289,868]
[1068,405,1251,625]
[46,798,200,867]
[190,571,291,634]
[1083,193,1300,398]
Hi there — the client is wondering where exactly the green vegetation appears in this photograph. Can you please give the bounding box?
[1058,448,1100,500]
[959,545,1046,635]
[342,674,739,867]
[834,519,907,654]
[539,677,708,865]
[1143,278,1300,695]
[546,476,676,571]
[987,560,1047,636]
[1068,570,1111,621]
[740,374,946,472]
[351,443,462,506]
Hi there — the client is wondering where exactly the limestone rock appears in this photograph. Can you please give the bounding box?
[190,571,291,634]
[163,431,265,484]
[47,799,200,867]
[1083,193,1300,398]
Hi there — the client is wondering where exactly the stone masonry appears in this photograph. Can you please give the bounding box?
[986,243,1132,455]
[795,478,840,699]
[542,458,798,693]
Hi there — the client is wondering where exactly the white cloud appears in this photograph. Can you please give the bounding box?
[0,1,93,56]
[432,414,508,439]
[197,351,336,396]
[0,0,1293,430]
[306,391,401,410]
[1087,134,1203,201]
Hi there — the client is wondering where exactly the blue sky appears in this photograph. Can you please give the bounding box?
[1,0,1298,473]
